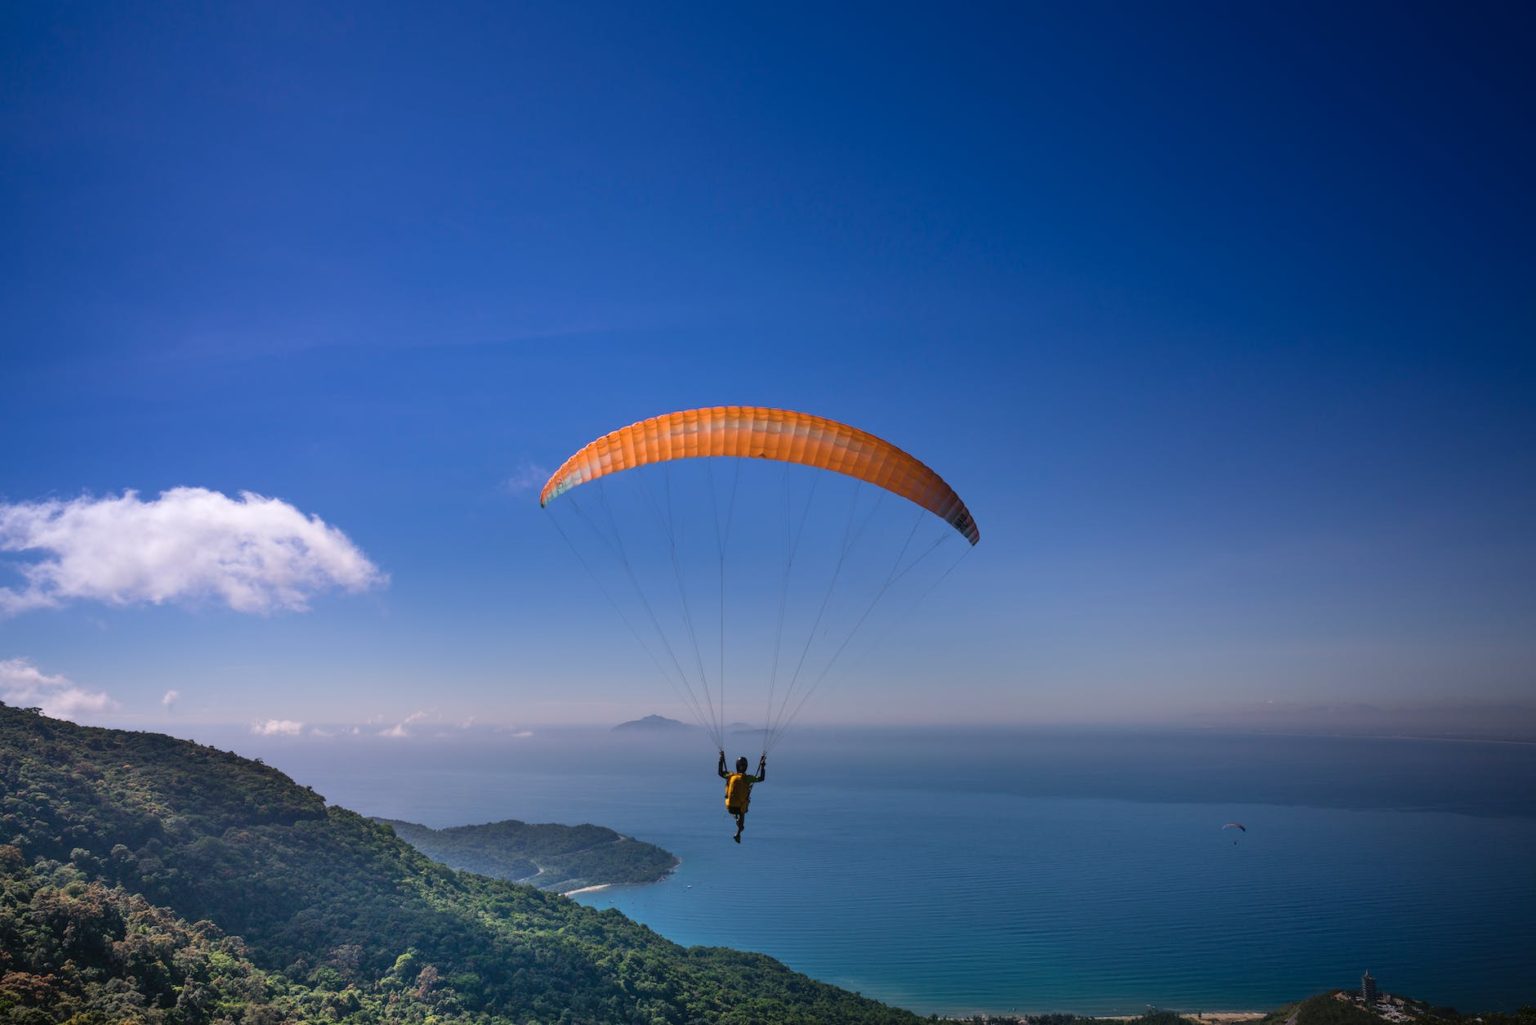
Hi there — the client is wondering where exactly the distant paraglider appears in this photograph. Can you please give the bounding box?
[1223,822,1247,845]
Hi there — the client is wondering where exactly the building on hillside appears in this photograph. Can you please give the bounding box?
[1362,970,1378,1004]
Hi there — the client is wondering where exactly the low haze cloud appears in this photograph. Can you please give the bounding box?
[502,461,551,497]
[251,719,305,736]
[379,710,428,738]
[1187,699,1536,740]
[0,658,116,722]
[0,487,386,615]
[161,689,179,711]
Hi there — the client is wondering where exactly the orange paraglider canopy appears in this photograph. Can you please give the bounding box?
[540,406,979,544]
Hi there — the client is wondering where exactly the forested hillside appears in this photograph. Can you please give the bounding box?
[0,702,920,1024]
[1258,993,1535,1025]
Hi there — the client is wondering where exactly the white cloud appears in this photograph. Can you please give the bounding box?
[503,461,551,496]
[0,487,387,616]
[161,689,180,710]
[251,718,304,736]
[379,710,428,738]
[0,657,117,722]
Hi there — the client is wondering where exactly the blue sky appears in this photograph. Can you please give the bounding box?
[2,2,1533,738]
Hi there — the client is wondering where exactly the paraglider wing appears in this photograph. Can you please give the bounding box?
[540,406,979,544]
[539,404,979,756]
[1222,822,1247,831]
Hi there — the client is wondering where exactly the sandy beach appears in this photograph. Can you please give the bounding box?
[1095,1014,1266,1023]
[558,855,681,897]
[944,1009,1267,1022]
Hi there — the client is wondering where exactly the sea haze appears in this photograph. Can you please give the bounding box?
[238,727,1536,1017]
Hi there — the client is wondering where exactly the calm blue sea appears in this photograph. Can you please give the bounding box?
[242,728,1536,1017]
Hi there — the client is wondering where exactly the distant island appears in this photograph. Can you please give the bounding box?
[612,713,695,732]
[379,817,678,893]
[612,715,770,742]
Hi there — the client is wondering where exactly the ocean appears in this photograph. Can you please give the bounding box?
[243,727,1536,1017]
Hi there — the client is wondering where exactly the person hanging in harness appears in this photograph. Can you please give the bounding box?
[718,751,766,843]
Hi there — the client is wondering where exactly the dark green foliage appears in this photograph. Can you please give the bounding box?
[0,864,287,1024]
[380,817,678,890]
[1134,1014,1200,1025]
[0,702,921,1024]
[1481,1010,1536,1025]
[1260,992,1536,1025]
[949,1015,1194,1025]
[1261,994,1389,1025]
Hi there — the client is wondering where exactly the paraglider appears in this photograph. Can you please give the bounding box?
[1223,822,1247,845]
[541,406,979,840]
[718,751,767,842]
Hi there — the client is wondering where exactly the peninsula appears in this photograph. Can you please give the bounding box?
[379,817,678,893]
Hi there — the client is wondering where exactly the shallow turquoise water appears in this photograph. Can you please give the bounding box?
[249,728,1536,1016]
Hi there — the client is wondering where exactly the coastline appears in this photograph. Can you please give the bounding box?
[945,1012,1267,1023]
[1096,1014,1266,1022]
[562,855,682,897]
